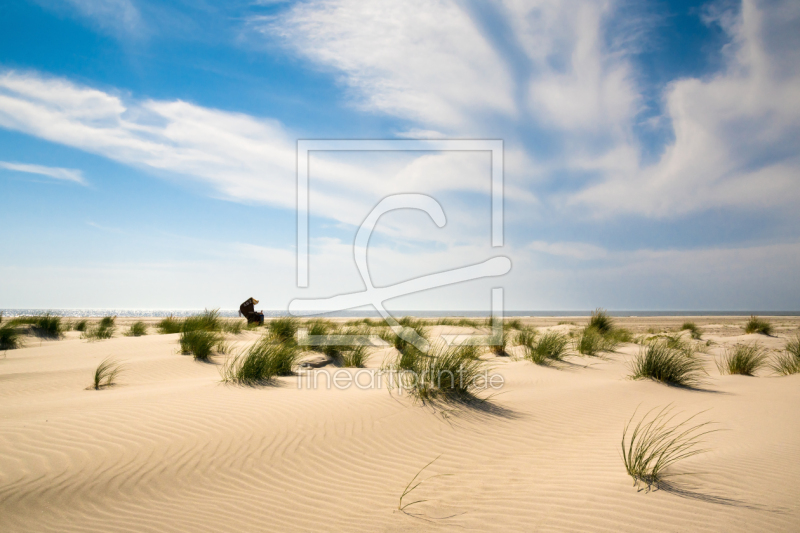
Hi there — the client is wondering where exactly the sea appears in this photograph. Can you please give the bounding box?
[1,309,798,318]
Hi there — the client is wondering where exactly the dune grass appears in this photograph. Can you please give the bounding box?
[744,315,772,335]
[716,343,769,376]
[306,318,334,337]
[179,329,220,361]
[588,308,614,334]
[622,406,716,490]
[91,358,124,390]
[221,337,300,384]
[0,323,22,350]
[182,309,221,333]
[387,342,486,404]
[772,334,800,375]
[221,319,244,334]
[269,317,298,343]
[397,455,448,514]
[575,326,617,355]
[73,319,89,332]
[124,321,148,337]
[83,316,116,340]
[489,326,510,356]
[10,314,64,338]
[340,345,368,368]
[629,341,706,388]
[515,327,537,349]
[681,322,702,340]
[157,315,182,334]
[521,331,569,365]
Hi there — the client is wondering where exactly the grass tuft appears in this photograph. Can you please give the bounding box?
[73,319,89,332]
[83,317,116,340]
[744,315,772,336]
[387,342,486,404]
[622,405,716,490]
[716,343,769,376]
[629,341,706,387]
[681,322,702,340]
[521,331,569,365]
[269,317,298,343]
[221,319,245,334]
[180,329,220,361]
[575,326,617,355]
[125,321,148,337]
[588,308,614,334]
[773,333,800,374]
[91,358,123,390]
[182,309,221,333]
[221,336,300,384]
[340,345,368,368]
[157,315,182,334]
[0,323,22,350]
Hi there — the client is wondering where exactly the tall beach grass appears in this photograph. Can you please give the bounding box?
[622,406,716,490]
[772,334,800,375]
[629,341,706,387]
[124,321,148,337]
[744,315,772,335]
[91,358,124,390]
[221,336,300,384]
[716,343,769,376]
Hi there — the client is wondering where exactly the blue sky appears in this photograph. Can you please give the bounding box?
[1,0,799,312]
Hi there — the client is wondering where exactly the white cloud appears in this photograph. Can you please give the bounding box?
[0,161,87,185]
[259,0,516,131]
[569,0,800,217]
[0,70,299,208]
[35,0,143,35]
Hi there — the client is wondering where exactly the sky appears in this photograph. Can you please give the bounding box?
[0,0,799,312]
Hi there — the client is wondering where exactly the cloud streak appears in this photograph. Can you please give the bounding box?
[0,160,87,185]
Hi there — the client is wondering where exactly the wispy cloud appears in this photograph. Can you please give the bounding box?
[0,160,87,185]
[264,0,800,222]
[36,0,143,36]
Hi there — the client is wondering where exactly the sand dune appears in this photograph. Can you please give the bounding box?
[1,317,799,532]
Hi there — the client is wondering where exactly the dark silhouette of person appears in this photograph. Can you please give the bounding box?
[239,297,264,325]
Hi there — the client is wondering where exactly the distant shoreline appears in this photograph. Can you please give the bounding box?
[2,309,799,318]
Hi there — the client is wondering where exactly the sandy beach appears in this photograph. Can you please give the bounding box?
[1,315,799,532]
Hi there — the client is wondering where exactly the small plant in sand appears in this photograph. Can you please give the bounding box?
[269,317,298,343]
[305,318,334,337]
[124,321,148,337]
[629,341,706,388]
[515,327,537,348]
[180,329,220,361]
[397,455,449,514]
[522,331,569,365]
[73,319,89,332]
[157,315,182,334]
[182,309,221,333]
[0,323,22,350]
[221,319,244,334]
[221,336,300,384]
[11,313,65,338]
[489,325,510,356]
[588,308,614,334]
[622,405,716,491]
[91,358,124,390]
[575,326,617,355]
[340,345,368,368]
[505,319,523,330]
[387,342,486,404]
[771,334,800,375]
[716,343,769,376]
[83,316,116,340]
[681,322,702,340]
[744,315,772,336]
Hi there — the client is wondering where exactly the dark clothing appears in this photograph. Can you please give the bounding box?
[239,298,264,324]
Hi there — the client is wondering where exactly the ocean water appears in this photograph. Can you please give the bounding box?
[1,309,798,318]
